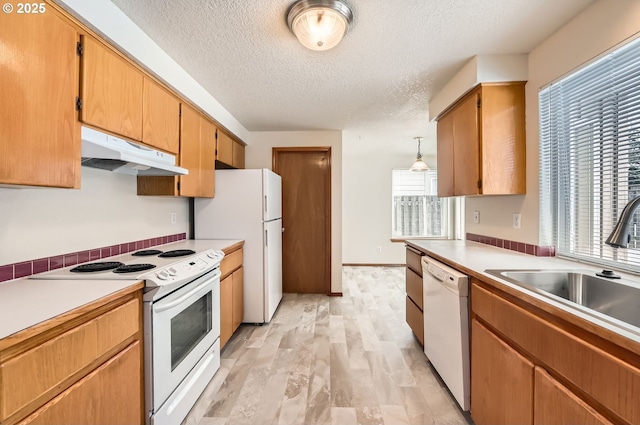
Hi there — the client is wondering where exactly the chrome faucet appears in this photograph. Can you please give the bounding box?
[606,195,640,248]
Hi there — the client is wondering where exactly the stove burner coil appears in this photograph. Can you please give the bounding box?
[132,249,163,256]
[158,249,196,258]
[70,262,124,273]
[113,264,156,273]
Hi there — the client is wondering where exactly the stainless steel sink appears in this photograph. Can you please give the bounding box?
[484,269,640,328]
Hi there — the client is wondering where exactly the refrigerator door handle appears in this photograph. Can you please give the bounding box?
[264,195,267,213]
[265,229,268,247]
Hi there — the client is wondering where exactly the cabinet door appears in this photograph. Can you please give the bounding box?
[233,141,246,169]
[436,111,455,197]
[19,342,142,425]
[220,275,233,348]
[406,296,424,345]
[0,7,80,188]
[452,91,480,196]
[471,319,533,425]
[199,118,216,198]
[480,83,526,195]
[178,104,201,197]
[142,78,180,154]
[232,268,244,331]
[80,35,143,141]
[216,130,234,165]
[534,367,613,425]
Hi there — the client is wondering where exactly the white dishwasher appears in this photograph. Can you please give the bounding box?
[422,256,470,411]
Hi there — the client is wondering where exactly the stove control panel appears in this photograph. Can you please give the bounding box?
[146,249,224,286]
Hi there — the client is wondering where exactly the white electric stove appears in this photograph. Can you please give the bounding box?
[31,239,225,425]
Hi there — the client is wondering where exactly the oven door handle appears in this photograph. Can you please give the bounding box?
[153,272,219,313]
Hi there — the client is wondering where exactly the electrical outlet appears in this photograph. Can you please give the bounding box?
[473,211,480,224]
[171,212,177,224]
[513,213,521,229]
[376,246,382,253]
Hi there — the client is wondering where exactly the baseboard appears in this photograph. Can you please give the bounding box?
[342,263,405,267]
[328,292,343,297]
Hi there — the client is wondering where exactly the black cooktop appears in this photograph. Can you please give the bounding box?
[158,249,196,258]
[132,249,163,256]
[70,262,124,273]
[113,264,156,273]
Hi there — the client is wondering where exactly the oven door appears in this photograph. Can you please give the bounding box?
[149,268,221,411]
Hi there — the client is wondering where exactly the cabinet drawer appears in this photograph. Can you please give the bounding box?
[472,283,640,424]
[0,298,140,422]
[406,247,423,276]
[18,342,142,425]
[406,267,423,310]
[221,249,242,279]
[406,296,424,345]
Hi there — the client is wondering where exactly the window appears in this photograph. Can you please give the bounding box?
[539,36,640,271]
[391,169,447,238]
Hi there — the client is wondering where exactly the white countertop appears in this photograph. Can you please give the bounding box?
[0,278,140,340]
[407,239,640,345]
[0,239,243,341]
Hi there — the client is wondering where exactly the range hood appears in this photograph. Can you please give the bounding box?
[81,126,188,176]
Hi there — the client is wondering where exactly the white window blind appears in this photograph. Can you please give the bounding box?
[391,169,445,238]
[539,36,640,272]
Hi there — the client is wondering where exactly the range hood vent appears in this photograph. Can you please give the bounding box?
[81,126,188,176]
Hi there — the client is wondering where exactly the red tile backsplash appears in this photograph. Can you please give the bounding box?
[466,233,556,257]
[0,265,13,282]
[0,233,187,283]
[15,262,32,279]
[64,253,78,267]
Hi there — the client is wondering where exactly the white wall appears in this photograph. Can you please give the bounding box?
[0,168,189,265]
[246,131,343,293]
[342,127,437,265]
[466,0,640,245]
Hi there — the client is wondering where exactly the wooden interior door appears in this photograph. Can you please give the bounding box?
[273,148,331,294]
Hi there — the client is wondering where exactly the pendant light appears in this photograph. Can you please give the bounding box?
[410,137,429,172]
[287,0,354,51]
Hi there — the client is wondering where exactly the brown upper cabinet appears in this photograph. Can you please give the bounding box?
[80,35,144,142]
[216,130,246,169]
[0,6,81,188]
[142,78,180,154]
[137,104,216,198]
[436,82,526,197]
[80,36,181,155]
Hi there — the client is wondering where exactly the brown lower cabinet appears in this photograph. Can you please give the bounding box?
[405,245,424,344]
[18,342,141,425]
[220,246,244,348]
[471,319,533,425]
[0,287,143,425]
[471,279,639,425]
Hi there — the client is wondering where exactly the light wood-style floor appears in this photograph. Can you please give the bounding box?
[182,266,472,425]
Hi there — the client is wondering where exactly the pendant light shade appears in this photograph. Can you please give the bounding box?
[410,137,429,172]
[287,0,354,51]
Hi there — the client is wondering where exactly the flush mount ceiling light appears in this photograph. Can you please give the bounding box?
[410,137,429,172]
[286,0,354,51]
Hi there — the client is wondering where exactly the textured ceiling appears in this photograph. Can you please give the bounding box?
[109,0,594,138]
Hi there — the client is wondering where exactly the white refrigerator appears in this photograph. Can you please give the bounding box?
[194,169,283,323]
